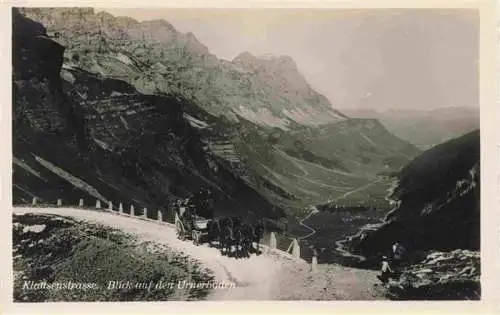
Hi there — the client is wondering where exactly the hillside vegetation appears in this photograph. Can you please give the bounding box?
[13,213,214,301]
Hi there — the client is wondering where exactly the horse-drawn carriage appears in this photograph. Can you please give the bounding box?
[174,198,213,246]
[173,190,265,257]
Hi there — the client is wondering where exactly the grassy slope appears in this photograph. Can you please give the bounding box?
[230,118,412,213]
[13,213,214,302]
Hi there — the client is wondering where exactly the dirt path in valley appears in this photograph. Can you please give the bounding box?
[298,207,319,240]
[13,207,386,300]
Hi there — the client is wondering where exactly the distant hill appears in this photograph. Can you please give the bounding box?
[207,116,420,212]
[340,107,479,150]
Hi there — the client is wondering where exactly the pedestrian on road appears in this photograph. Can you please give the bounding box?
[376,256,393,285]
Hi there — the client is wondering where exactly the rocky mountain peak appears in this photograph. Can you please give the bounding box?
[233,51,255,61]
[232,51,258,68]
[140,19,177,32]
[233,52,298,71]
[258,54,297,70]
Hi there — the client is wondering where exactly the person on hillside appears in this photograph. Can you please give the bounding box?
[377,256,393,285]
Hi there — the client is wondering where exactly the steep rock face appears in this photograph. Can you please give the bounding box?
[19,8,347,129]
[231,52,347,126]
[348,130,480,257]
[12,9,284,222]
[12,9,69,136]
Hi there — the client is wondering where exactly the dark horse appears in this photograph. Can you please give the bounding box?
[238,222,255,258]
[207,219,222,249]
[230,217,243,258]
[251,221,265,255]
[219,217,237,256]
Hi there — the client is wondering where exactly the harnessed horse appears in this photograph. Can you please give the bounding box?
[219,217,237,256]
[251,221,265,255]
[207,219,222,249]
[238,222,255,258]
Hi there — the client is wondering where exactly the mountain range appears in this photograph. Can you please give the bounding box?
[19,8,348,130]
[14,7,422,219]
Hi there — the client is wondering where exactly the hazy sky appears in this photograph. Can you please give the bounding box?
[101,8,479,110]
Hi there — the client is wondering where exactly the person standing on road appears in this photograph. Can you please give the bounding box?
[377,256,393,285]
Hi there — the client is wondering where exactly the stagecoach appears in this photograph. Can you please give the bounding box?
[174,200,214,246]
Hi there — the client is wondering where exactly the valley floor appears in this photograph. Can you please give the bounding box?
[12,207,386,301]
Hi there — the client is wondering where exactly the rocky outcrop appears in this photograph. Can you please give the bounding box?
[12,9,69,136]
[231,51,348,127]
[386,250,480,300]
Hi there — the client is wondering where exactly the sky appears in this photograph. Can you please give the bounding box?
[100,8,479,110]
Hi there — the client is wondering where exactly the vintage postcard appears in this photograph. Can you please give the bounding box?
[1,0,498,313]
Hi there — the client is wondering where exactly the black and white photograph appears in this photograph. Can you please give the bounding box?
[6,1,493,308]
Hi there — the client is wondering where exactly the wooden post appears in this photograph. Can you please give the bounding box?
[158,210,163,224]
[57,199,62,207]
[96,199,101,209]
[79,198,84,207]
[108,201,113,211]
[311,254,318,272]
[187,260,193,284]
[130,205,135,216]
[119,202,123,214]
[143,208,148,219]
[292,238,300,259]
[269,232,277,250]
[32,197,37,206]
